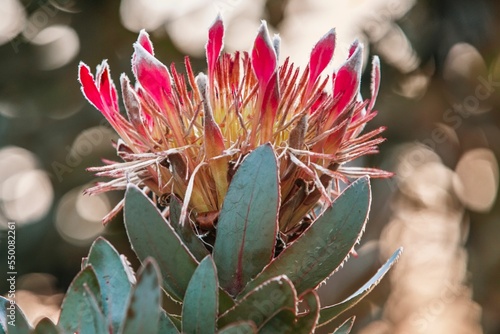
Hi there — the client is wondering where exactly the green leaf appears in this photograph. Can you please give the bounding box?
[81,285,108,334]
[318,247,403,327]
[124,184,199,301]
[33,318,61,334]
[332,316,355,334]
[218,276,297,329]
[182,256,218,334]
[169,195,209,262]
[217,322,257,334]
[58,266,105,334]
[0,300,31,334]
[120,258,162,334]
[159,311,180,334]
[86,237,133,333]
[259,290,319,334]
[258,310,295,334]
[293,290,320,333]
[213,144,279,296]
[240,177,371,297]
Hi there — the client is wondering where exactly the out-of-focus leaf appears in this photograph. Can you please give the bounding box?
[214,144,279,296]
[159,311,180,334]
[217,321,257,334]
[33,318,60,334]
[332,316,355,334]
[218,275,296,329]
[169,195,209,261]
[86,237,132,333]
[318,247,403,327]
[120,259,162,334]
[124,184,198,301]
[240,177,371,296]
[1,299,31,334]
[182,256,218,334]
[58,266,105,334]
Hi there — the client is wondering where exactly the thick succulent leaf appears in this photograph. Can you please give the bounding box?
[240,176,371,296]
[259,290,320,334]
[293,290,320,332]
[124,184,198,301]
[169,195,209,261]
[217,322,257,334]
[259,309,295,334]
[33,318,60,334]
[159,311,180,334]
[182,256,218,334]
[120,259,162,334]
[81,285,108,334]
[86,237,133,333]
[0,298,31,334]
[213,144,279,296]
[58,266,105,334]
[318,247,403,327]
[332,316,355,334]
[218,276,297,329]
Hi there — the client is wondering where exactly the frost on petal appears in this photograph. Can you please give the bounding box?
[138,29,154,55]
[78,62,104,112]
[132,43,173,108]
[251,21,277,91]
[368,56,380,112]
[206,14,224,79]
[333,40,363,114]
[308,28,336,92]
[96,60,118,113]
[121,74,146,137]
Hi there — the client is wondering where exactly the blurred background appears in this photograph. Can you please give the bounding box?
[1,0,500,333]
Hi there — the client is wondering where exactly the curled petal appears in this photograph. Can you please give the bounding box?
[368,56,380,112]
[308,28,336,93]
[251,21,277,91]
[333,40,363,114]
[206,14,224,79]
[137,29,154,55]
[78,62,104,112]
[132,43,173,108]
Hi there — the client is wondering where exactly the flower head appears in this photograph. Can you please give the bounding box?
[80,16,391,236]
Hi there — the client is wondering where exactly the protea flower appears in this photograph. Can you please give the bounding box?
[79,16,390,241]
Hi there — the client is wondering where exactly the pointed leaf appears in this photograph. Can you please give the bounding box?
[0,296,31,334]
[58,266,105,334]
[138,29,154,55]
[293,290,320,332]
[79,62,104,112]
[332,41,363,114]
[169,195,209,261]
[120,259,162,334]
[332,316,355,334]
[159,311,180,334]
[318,247,403,327]
[124,184,199,301]
[213,144,279,295]
[33,318,60,334]
[218,276,297,329]
[240,176,371,297]
[217,322,257,334]
[182,256,218,334]
[86,237,133,333]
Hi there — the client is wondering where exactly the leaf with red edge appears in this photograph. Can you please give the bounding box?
[332,41,363,116]
[213,144,279,296]
[138,29,154,55]
[308,28,336,92]
[78,62,104,112]
[239,177,371,297]
[206,14,224,79]
[132,43,173,108]
[251,21,277,91]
